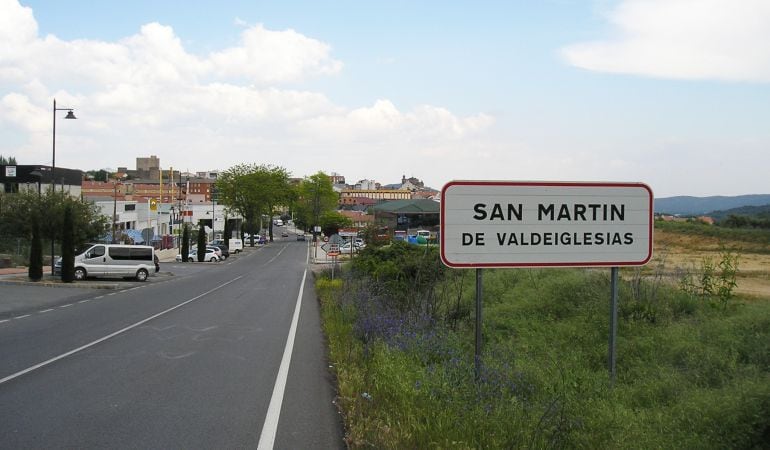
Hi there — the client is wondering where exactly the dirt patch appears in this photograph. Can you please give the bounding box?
[652,229,770,298]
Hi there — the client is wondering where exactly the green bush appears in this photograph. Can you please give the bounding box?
[181,224,190,262]
[197,220,206,262]
[28,214,43,281]
[60,205,75,283]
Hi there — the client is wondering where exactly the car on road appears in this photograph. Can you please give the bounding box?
[296,233,306,241]
[281,231,289,237]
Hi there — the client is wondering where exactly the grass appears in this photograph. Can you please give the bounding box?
[316,241,770,449]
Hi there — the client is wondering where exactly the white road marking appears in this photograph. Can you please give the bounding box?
[93,296,104,300]
[15,314,30,319]
[107,292,117,296]
[59,304,73,308]
[0,275,243,386]
[265,245,289,265]
[0,319,9,324]
[78,299,90,303]
[257,247,309,450]
[39,309,54,314]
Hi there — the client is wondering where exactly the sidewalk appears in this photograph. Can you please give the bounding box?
[0,266,39,276]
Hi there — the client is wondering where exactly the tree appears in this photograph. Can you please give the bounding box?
[0,189,106,276]
[292,172,338,239]
[217,163,292,245]
[85,169,110,182]
[28,215,43,281]
[223,217,231,247]
[0,155,17,165]
[182,223,190,262]
[319,211,353,237]
[61,205,75,282]
[197,220,206,262]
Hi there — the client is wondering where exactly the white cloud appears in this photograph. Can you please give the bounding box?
[561,0,770,82]
[297,100,494,144]
[209,24,343,83]
[0,0,492,187]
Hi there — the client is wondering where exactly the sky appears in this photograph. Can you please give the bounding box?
[1,0,769,197]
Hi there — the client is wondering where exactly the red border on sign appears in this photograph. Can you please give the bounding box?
[439,180,654,268]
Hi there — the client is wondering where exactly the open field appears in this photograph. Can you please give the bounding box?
[652,226,770,298]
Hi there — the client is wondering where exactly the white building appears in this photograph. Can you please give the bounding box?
[93,200,239,243]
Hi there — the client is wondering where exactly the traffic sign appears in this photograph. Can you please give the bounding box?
[440,181,653,268]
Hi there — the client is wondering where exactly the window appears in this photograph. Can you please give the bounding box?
[130,248,152,261]
[109,247,131,260]
[88,245,106,258]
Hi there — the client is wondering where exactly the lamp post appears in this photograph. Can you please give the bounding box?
[51,99,76,276]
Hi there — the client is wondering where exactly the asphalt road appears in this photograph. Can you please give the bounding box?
[0,240,344,449]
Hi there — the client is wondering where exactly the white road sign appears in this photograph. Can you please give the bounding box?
[440,181,653,268]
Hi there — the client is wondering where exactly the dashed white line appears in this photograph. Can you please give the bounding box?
[0,319,9,324]
[60,304,73,308]
[39,309,54,314]
[15,314,30,319]
[93,296,104,300]
[0,275,244,386]
[78,299,90,304]
[107,293,117,296]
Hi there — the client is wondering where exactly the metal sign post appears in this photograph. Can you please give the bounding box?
[475,268,483,380]
[609,267,619,386]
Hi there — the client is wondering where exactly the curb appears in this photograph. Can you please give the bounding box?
[0,272,174,289]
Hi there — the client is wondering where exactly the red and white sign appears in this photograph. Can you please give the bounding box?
[338,228,359,237]
[440,181,653,268]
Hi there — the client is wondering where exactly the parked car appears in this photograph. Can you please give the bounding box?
[340,240,366,252]
[56,244,156,281]
[228,238,243,253]
[209,243,229,259]
[296,233,306,241]
[176,247,220,262]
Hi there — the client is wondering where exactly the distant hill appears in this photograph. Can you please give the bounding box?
[708,204,770,221]
[654,195,770,216]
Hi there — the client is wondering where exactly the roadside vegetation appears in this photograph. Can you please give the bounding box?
[0,189,107,270]
[317,236,769,448]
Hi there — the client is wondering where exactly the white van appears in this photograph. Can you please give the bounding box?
[228,238,243,253]
[71,244,156,281]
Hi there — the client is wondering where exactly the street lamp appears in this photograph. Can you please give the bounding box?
[51,98,76,276]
